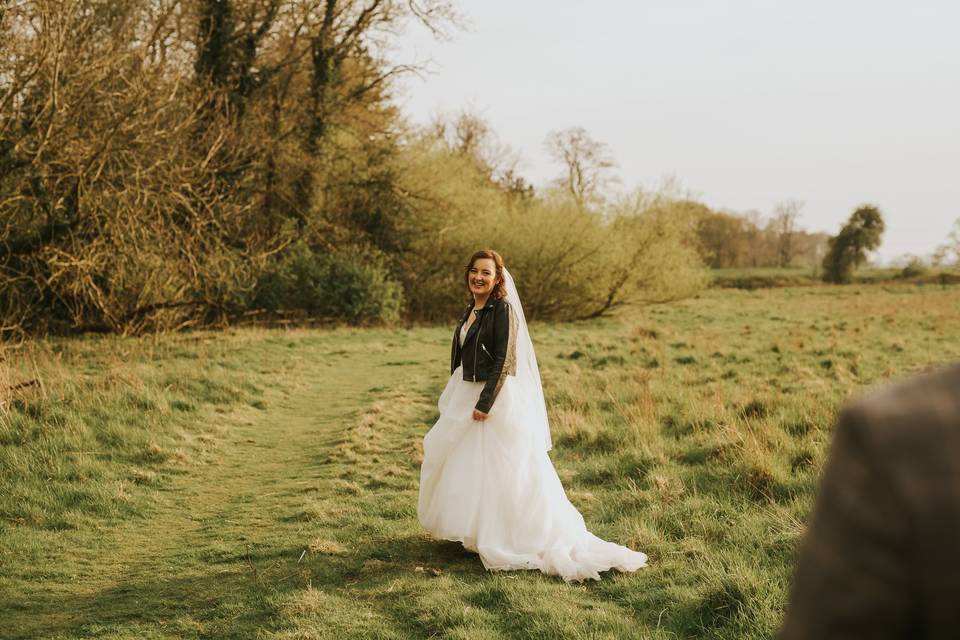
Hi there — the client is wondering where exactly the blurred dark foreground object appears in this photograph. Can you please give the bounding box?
[778,362,960,640]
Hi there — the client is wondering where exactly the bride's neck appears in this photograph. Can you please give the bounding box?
[472,293,489,308]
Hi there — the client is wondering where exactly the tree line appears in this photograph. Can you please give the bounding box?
[2,2,951,338]
[693,201,831,270]
[0,0,710,337]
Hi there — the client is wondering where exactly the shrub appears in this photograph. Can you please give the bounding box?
[493,193,709,320]
[254,243,401,324]
[896,259,928,279]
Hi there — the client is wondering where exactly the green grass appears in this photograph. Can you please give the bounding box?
[2,283,959,639]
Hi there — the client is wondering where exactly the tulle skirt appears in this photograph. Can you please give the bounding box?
[417,365,648,582]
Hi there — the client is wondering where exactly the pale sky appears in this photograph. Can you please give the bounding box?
[391,0,960,263]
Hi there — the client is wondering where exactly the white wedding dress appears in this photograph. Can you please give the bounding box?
[417,269,648,582]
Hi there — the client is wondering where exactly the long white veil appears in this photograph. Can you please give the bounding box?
[502,268,552,452]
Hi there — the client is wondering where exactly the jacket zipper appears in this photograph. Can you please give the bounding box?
[480,343,492,360]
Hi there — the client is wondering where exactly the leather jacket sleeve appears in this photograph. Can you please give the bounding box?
[475,300,518,414]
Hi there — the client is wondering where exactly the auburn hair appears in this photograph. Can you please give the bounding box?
[464,249,507,300]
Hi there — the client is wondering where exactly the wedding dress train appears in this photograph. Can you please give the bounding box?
[417,269,648,582]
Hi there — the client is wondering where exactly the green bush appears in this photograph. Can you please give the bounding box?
[896,259,928,279]
[822,205,885,284]
[254,243,402,324]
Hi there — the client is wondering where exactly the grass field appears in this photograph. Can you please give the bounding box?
[710,265,960,289]
[2,283,959,639]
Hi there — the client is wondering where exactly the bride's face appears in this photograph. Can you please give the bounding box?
[468,258,498,298]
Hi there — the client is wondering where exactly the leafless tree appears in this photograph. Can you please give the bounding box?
[932,217,960,266]
[427,108,522,185]
[769,199,804,267]
[544,126,617,208]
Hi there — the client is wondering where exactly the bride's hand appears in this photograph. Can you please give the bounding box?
[472,408,488,421]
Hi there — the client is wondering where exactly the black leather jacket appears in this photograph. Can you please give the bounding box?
[451,295,518,414]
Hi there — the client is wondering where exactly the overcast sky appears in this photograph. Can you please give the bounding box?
[391,0,960,263]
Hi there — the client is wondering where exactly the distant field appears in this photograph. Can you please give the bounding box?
[711,265,960,289]
[2,283,959,639]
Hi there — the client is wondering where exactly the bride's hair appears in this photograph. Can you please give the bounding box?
[464,249,508,300]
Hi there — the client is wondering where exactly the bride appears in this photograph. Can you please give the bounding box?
[417,249,648,582]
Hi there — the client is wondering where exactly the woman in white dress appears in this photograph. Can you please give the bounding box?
[417,249,648,582]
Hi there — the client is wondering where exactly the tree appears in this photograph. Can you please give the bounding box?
[932,218,960,266]
[544,126,616,208]
[822,205,885,283]
[769,199,803,267]
[427,109,522,184]
[0,0,459,336]
[696,209,750,268]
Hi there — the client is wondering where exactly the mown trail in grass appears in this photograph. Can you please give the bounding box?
[2,329,449,639]
[3,285,960,640]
